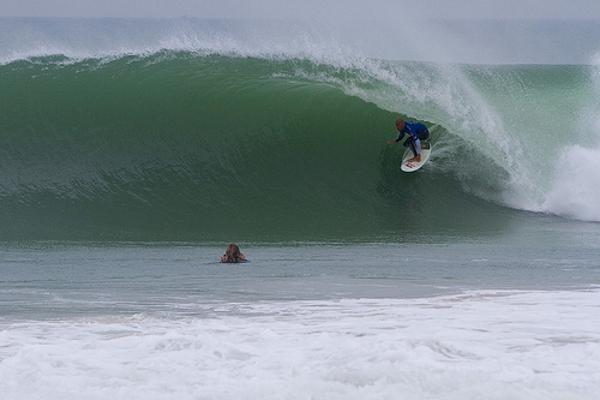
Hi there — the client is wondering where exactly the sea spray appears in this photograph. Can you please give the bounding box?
[541,59,600,221]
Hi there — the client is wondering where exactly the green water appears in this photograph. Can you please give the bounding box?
[0,53,596,240]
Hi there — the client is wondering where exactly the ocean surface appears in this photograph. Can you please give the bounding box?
[1,17,600,399]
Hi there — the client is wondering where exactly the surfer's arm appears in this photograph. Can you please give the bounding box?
[387,131,405,144]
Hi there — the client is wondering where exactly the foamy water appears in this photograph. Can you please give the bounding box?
[543,146,600,221]
[1,290,599,400]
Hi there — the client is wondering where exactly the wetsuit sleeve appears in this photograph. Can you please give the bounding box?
[394,131,406,142]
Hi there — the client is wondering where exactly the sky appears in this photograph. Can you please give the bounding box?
[3,0,600,19]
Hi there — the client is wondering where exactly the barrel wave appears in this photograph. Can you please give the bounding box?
[1,52,598,241]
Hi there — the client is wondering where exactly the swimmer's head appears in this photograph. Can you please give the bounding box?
[225,243,241,259]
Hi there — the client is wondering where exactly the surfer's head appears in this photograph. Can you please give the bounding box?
[395,118,405,131]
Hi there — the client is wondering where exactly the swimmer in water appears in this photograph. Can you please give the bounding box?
[220,243,247,263]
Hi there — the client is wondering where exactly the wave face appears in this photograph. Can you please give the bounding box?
[1,33,599,240]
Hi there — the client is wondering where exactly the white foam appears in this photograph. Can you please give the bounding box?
[542,146,600,221]
[541,60,600,221]
[1,290,599,399]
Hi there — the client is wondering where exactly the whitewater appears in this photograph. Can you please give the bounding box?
[3,291,600,400]
[1,17,600,400]
[2,243,600,400]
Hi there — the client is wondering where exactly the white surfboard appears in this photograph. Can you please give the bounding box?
[400,142,432,172]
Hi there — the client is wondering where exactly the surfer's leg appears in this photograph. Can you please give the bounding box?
[417,126,430,147]
[407,138,422,163]
[407,138,416,156]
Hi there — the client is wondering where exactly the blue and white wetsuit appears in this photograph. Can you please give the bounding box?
[395,122,430,157]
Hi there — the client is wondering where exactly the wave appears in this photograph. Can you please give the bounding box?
[0,48,598,240]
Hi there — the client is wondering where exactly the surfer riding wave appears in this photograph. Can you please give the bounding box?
[387,118,430,164]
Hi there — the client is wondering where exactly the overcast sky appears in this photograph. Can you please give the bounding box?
[3,0,600,19]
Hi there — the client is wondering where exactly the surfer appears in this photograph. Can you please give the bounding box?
[386,118,430,164]
[220,243,247,263]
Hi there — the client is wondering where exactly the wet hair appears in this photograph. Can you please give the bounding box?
[223,243,243,263]
[395,118,405,128]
